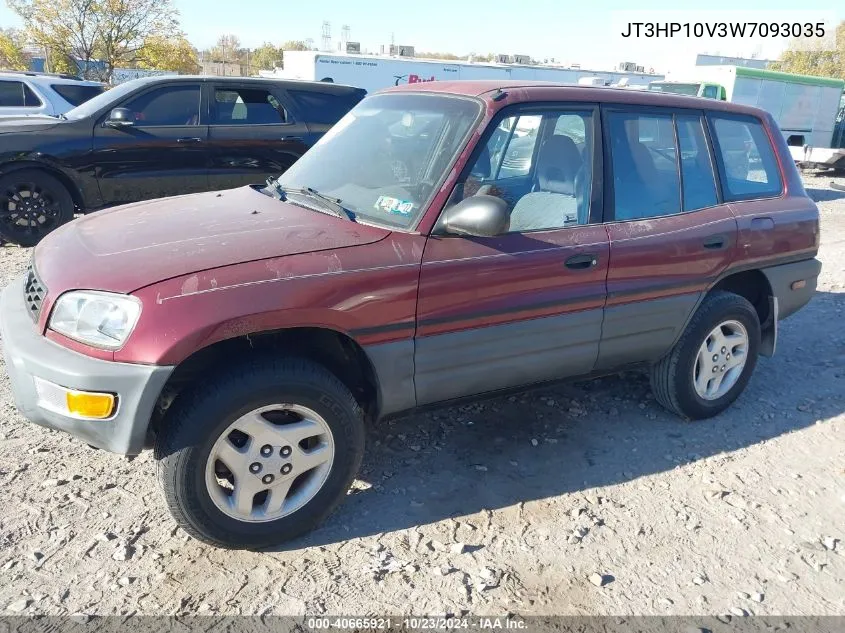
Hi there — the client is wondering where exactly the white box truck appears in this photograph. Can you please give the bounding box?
[659,66,845,169]
[261,51,663,95]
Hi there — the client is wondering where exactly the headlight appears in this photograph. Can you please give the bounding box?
[49,291,141,350]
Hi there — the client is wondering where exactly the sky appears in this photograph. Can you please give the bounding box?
[1,0,843,75]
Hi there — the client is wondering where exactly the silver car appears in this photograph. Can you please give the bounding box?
[0,72,105,118]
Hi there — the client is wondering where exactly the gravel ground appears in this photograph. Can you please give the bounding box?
[1,172,844,617]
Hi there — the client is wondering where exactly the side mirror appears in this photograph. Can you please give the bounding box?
[104,108,134,128]
[434,195,509,237]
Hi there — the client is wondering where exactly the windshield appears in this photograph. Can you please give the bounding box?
[648,82,701,96]
[63,79,144,120]
[277,93,482,228]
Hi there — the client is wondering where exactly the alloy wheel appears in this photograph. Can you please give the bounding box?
[0,182,64,239]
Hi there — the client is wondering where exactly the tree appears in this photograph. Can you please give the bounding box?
[770,20,845,81]
[281,40,309,52]
[137,35,199,74]
[7,0,180,81]
[251,42,283,71]
[8,0,99,75]
[95,0,180,80]
[0,28,30,70]
[208,34,242,63]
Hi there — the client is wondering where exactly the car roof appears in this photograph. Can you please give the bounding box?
[121,75,364,92]
[381,80,767,117]
[0,72,103,86]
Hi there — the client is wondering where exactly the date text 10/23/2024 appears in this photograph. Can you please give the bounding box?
[306,617,528,630]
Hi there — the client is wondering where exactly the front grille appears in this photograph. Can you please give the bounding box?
[23,264,46,322]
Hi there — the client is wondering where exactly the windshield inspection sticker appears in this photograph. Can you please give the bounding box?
[374,195,414,216]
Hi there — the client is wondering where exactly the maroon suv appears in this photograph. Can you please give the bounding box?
[0,81,821,549]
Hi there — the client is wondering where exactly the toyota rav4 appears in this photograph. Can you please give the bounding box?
[0,81,821,549]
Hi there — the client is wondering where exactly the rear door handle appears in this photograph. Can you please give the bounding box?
[702,235,726,250]
[176,137,203,143]
[565,254,598,270]
[281,136,304,143]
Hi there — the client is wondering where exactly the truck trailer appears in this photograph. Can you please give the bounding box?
[260,51,663,94]
[659,65,845,169]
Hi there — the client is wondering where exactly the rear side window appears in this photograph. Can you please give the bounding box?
[677,115,719,211]
[607,112,680,220]
[288,89,365,125]
[212,88,289,125]
[709,115,782,200]
[0,81,41,107]
[51,83,105,106]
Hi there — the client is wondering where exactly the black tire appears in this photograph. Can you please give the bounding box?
[0,169,75,247]
[650,291,761,420]
[154,357,365,549]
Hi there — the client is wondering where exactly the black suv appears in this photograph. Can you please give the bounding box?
[0,76,365,245]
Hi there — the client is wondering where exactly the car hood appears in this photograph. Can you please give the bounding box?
[0,117,61,134]
[34,186,391,294]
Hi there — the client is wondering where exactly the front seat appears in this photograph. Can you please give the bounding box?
[509,135,584,232]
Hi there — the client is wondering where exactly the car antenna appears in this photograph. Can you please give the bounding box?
[492,89,508,102]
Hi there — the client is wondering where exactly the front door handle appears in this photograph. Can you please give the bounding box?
[176,137,203,143]
[565,254,598,270]
[702,235,726,250]
[281,136,304,143]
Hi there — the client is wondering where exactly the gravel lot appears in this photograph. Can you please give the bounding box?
[1,172,844,618]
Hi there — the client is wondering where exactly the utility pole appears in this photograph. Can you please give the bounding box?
[322,21,331,52]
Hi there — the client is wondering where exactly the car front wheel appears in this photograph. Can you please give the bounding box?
[155,357,365,549]
[650,291,761,420]
[0,170,74,247]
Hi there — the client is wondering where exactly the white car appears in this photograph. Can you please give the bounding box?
[0,72,105,118]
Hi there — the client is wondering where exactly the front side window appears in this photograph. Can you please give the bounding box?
[710,115,782,200]
[608,112,680,220]
[487,114,542,179]
[277,93,481,228]
[121,86,201,126]
[455,108,594,232]
[212,88,288,125]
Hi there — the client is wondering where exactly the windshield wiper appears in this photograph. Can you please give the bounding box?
[265,178,356,222]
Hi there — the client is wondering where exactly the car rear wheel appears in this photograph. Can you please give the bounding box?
[154,357,365,549]
[0,170,74,247]
[650,291,761,420]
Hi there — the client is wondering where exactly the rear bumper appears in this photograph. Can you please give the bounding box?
[0,276,173,455]
[761,257,822,321]
[789,146,845,169]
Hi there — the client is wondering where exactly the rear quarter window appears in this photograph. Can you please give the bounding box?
[709,114,783,201]
[50,83,105,106]
[288,89,365,125]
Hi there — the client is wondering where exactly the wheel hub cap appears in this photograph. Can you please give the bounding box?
[693,320,749,401]
[204,404,335,523]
